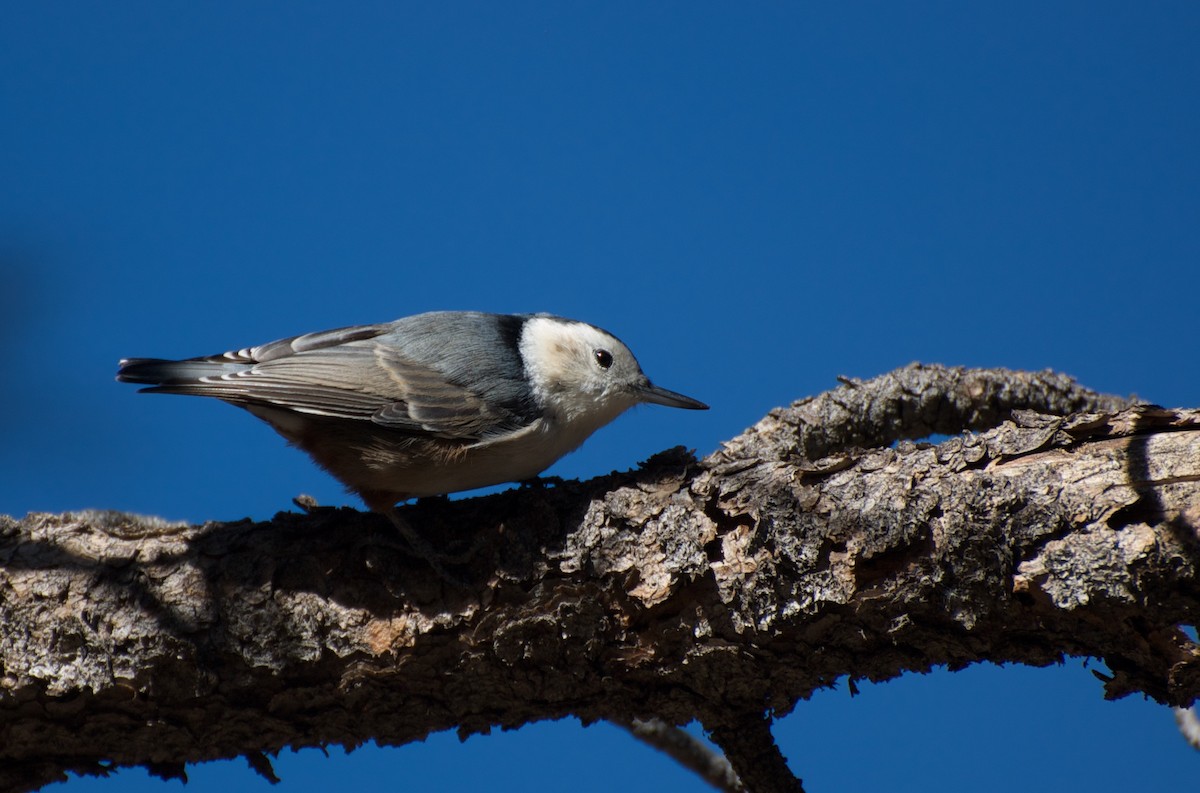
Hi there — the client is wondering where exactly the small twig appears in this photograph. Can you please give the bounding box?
[706,713,804,793]
[616,718,743,792]
[1174,707,1200,750]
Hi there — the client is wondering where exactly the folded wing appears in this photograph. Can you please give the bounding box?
[117,323,524,441]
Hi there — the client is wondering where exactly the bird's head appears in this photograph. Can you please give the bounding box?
[518,315,708,427]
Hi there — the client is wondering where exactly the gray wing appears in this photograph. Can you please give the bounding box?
[119,323,527,440]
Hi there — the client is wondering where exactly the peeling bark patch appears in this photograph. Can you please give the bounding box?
[1015,523,1162,610]
[362,616,421,654]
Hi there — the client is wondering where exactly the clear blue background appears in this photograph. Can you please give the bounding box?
[3,3,1197,791]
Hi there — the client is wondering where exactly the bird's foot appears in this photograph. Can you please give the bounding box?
[384,508,473,588]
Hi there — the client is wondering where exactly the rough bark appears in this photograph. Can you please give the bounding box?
[2,364,1198,793]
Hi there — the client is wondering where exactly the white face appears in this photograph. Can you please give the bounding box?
[519,316,648,421]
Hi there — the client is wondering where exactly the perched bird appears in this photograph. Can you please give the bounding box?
[117,311,708,527]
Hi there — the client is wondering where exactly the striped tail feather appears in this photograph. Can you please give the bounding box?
[116,357,252,388]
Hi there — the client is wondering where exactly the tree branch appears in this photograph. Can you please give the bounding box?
[615,718,743,792]
[722,363,1134,463]
[1,365,1195,793]
[706,713,802,793]
[1174,707,1200,751]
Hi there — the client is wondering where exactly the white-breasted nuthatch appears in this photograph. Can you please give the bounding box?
[117,311,708,518]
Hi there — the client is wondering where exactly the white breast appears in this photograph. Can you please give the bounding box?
[458,407,628,489]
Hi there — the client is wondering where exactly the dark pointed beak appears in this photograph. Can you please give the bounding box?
[636,382,709,410]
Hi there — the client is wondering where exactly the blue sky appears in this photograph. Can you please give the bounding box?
[3,3,1198,791]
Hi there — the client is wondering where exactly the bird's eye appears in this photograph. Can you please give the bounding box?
[594,349,614,370]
